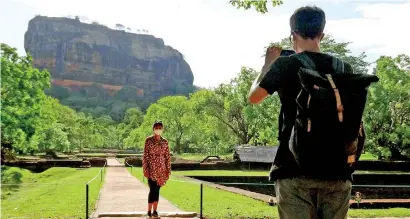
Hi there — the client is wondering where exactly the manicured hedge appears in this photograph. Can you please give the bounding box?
[3,158,107,171]
[172,162,201,170]
[199,162,239,170]
[82,149,142,154]
[124,157,142,166]
[88,158,107,167]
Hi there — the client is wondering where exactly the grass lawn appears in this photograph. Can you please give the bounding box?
[172,170,268,177]
[359,153,378,160]
[1,166,105,219]
[129,167,410,218]
[116,158,125,164]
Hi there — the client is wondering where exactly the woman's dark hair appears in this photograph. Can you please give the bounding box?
[290,6,326,39]
[152,120,163,129]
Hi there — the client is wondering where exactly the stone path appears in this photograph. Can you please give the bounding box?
[106,158,125,167]
[91,158,197,218]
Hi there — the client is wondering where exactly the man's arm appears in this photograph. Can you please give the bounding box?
[248,46,283,104]
[248,63,273,104]
[248,56,287,104]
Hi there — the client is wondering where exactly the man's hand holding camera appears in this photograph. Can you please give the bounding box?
[263,46,282,72]
[249,46,282,96]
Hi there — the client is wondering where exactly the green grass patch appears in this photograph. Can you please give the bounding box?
[116,158,125,164]
[1,166,105,219]
[348,208,410,217]
[172,170,268,177]
[355,170,410,174]
[128,167,410,218]
[360,153,378,160]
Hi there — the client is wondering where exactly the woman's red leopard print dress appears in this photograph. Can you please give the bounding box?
[142,135,171,186]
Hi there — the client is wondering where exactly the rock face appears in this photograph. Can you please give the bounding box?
[24,16,194,99]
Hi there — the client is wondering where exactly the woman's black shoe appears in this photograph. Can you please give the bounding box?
[152,211,160,218]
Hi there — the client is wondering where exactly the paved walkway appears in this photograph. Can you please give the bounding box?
[91,158,196,218]
[106,158,125,167]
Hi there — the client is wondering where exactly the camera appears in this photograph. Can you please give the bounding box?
[280,49,296,56]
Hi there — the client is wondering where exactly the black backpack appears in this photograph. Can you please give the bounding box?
[289,54,379,179]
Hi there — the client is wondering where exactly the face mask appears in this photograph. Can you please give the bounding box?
[154,129,163,136]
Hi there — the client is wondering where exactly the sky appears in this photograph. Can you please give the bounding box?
[1,0,409,88]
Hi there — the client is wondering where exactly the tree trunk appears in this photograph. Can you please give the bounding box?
[174,138,181,154]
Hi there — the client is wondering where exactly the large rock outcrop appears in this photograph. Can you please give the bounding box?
[24,16,194,99]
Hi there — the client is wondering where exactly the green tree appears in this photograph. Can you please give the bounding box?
[70,113,100,152]
[189,91,238,153]
[269,35,369,74]
[364,54,410,160]
[50,99,79,152]
[126,96,194,153]
[120,108,144,149]
[115,86,140,102]
[30,96,67,155]
[1,43,50,154]
[229,0,283,14]
[192,68,280,146]
[37,123,70,154]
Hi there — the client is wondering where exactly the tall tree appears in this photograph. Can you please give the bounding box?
[269,35,369,74]
[192,67,280,146]
[229,0,284,13]
[1,43,50,154]
[126,96,194,153]
[364,54,410,160]
[119,107,144,149]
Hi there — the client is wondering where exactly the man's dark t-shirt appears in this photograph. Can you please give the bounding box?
[259,51,354,181]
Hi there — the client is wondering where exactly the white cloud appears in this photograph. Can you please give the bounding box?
[327,1,410,57]
[3,0,410,87]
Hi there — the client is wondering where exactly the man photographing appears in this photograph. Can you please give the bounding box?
[248,5,378,219]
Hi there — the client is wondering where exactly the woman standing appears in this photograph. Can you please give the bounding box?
[143,120,171,219]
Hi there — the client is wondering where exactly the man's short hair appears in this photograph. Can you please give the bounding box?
[290,6,326,39]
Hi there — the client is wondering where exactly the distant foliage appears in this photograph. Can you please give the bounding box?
[229,0,284,14]
[115,23,125,30]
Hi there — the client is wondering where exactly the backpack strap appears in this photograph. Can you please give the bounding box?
[332,57,345,74]
[325,74,344,122]
[295,53,316,70]
[329,57,345,122]
[296,54,345,122]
